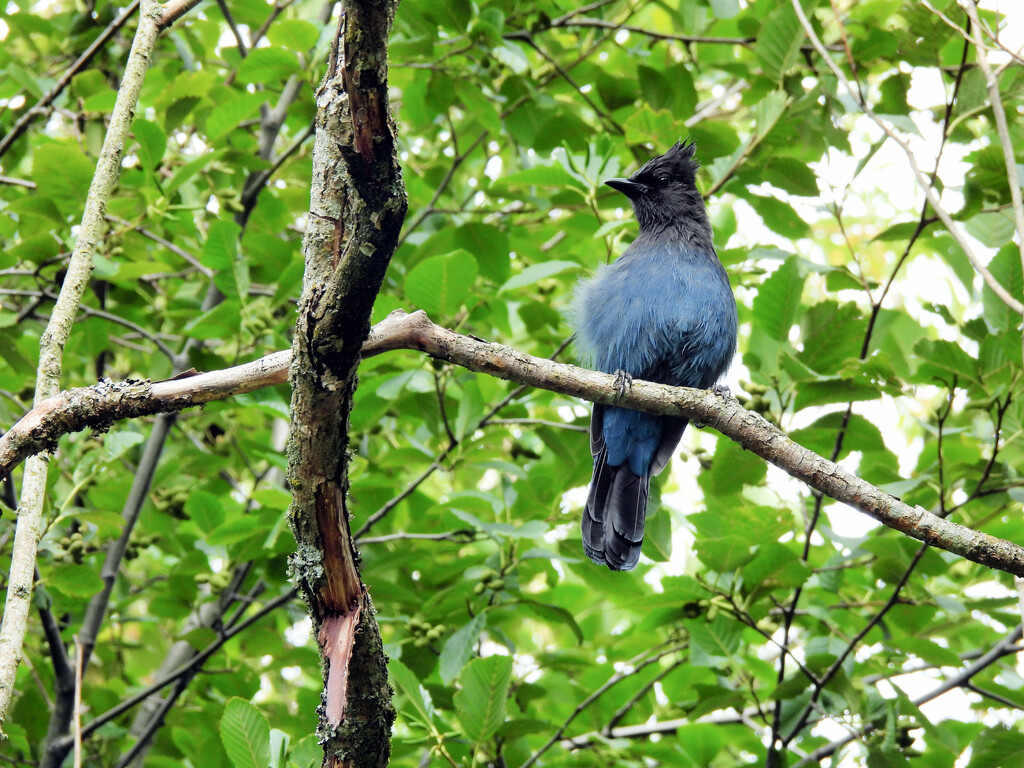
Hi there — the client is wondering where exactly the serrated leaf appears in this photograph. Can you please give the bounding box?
[687,617,742,666]
[235,47,301,84]
[33,142,94,217]
[439,612,486,685]
[102,431,144,461]
[517,600,583,644]
[185,490,225,533]
[219,698,270,768]
[497,164,583,190]
[754,90,788,140]
[743,542,811,590]
[966,726,1024,768]
[405,250,478,317]
[763,157,818,196]
[132,118,166,175]
[265,19,319,51]
[746,194,810,239]
[454,655,513,745]
[206,92,265,142]
[676,723,724,766]
[638,65,674,112]
[202,220,241,271]
[983,243,1024,332]
[966,210,1016,248]
[752,257,805,342]
[756,6,804,82]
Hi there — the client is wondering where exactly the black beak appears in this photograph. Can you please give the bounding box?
[604,178,645,198]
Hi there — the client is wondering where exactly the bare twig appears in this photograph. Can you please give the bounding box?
[963,0,1024,282]
[520,643,685,768]
[0,0,142,159]
[793,626,1024,766]
[792,0,1024,316]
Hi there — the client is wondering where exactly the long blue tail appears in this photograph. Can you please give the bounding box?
[582,405,688,571]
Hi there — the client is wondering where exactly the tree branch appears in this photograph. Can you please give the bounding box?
[4,311,1024,580]
[792,625,1024,766]
[285,0,405,763]
[0,0,165,732]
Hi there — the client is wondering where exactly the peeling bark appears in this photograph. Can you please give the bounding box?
[285,0,405,764]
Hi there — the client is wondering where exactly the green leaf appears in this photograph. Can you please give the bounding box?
[762,157,818,196]
[687,617,742,666]
[742,542,811,590]
[202,220,242,271]
[219,698,270,768]
[965,211,1016,248]
[517,600,584,644]
[709,0,740,19]
[499,260,580,294]
[235,47,301,84]
[389,659,434,727]
[420,223,511,284]
[756,6,805,82]
[439,612,486,685]
[265,19,319,51]
[454,655,513,745]
[753,90,788,140]
[47,564,104,598]
[967,726,1024,768]
[206,92,265,142]
[676,723,724,766]
[132,118,166,176]
[638,65,674,112]
[983,243,1024,332]
[752,257,805,343]
[102,430,144,462]
[701,439,767,496]
[746,194,810,239]
[33,142,94,217]
[405,250,478,317]
[185,490,225,533]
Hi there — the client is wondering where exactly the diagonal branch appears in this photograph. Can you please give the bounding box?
[4,311,1024,578]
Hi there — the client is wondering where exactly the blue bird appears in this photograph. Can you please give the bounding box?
[571,142,737,571]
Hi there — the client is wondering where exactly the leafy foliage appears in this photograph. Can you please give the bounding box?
[1,0,1023,766]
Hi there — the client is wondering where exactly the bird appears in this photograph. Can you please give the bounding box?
[571,141,737,571]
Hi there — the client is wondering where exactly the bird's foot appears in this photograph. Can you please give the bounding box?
[612,369,634,400]
[711,383,732,400]
[694,385,731,429]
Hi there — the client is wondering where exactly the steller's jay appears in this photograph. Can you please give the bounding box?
[571,142,737,571]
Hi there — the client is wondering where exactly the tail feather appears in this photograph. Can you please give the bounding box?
[581,445,614,565]
[582,448,649,571]
[582,407,689,571]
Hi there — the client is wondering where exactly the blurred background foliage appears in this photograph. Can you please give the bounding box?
[1,0,1023,765]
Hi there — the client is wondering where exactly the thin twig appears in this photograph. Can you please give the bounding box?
[0,0,141,159]
[792,0,1024,316]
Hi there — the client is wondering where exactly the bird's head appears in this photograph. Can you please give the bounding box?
[604,141,705,232]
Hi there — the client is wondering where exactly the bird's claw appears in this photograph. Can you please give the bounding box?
[613,369,634,400]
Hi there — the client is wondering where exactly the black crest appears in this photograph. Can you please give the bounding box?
[631,141,700,188]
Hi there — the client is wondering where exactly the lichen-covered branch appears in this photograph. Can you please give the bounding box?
[284,0,406,764]
[6,310,1024,583]
[0,0,165,732]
